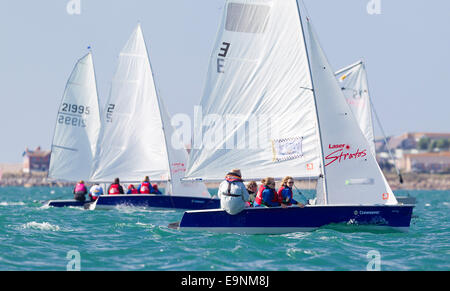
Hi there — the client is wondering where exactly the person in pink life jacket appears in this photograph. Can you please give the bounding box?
[73,180,87,202]
[277,176,305,208]
[108,178,124,195]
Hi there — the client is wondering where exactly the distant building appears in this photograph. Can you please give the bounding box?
[387,132,450,151]
[397,152,450,173]
[23,146,51,173]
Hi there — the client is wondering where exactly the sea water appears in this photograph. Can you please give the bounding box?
[0,187,448,271]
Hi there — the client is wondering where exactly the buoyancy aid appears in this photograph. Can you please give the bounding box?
[74,183,87,194]
[140,182,151,194]
[221,174,243,197]
[278,186,293,205]
[109,184,121,195]
[254,185,279,206]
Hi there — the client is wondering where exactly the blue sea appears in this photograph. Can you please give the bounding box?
[0,187,448,271]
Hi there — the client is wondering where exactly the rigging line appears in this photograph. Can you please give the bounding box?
[370,98,404,184]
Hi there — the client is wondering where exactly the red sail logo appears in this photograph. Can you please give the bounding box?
[325,144,367,167]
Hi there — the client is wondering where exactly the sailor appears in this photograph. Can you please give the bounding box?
[246,181,258,206]
[218,169,249,215]
[108,178,124,195]
[89,183,103,201]
[278,176,305,207]
[137,176,156,194]
[253,177,286,208]
[73,180,88,202]
[127,184,139,194]
[152,184,162,195]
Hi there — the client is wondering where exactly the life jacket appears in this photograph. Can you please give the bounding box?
[221,174,243,198]
[254,185,265,205]
[109,184,120,195]
[130,188,138,194]
[140,182,151,194]
[278,186,293,205]
[254,185,278,206]
[152,184,161,194]
[74,183,86,194]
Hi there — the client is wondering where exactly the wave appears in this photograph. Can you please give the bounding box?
[21,221,60,231]
[0,201,25,206]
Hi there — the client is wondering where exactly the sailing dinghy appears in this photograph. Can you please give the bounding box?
[45,52,101,209]
[176,0,414,234]
[336,61,416,204]
[46,25,219,210]
[88,24,218,210]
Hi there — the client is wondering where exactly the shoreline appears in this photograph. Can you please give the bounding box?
[0,171,449,191]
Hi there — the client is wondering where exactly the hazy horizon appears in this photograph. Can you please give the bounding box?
[1,0,449,163]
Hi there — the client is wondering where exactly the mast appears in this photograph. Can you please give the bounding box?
[295,0,329,204]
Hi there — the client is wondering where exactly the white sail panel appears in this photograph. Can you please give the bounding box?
[335,61,376,156]
[158,96,211,198]
[49,53,101,181]
[306,21,397,205]
[90,25,169,182]
[186,0,321,181]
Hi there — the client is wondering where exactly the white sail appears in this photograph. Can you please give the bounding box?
[90,24,210,198]
[49,53,101,182]
[90,25,170,182]
[186,0,321,181]
[305,20,397,205]
[335,61,376,156]
[158,95,210,197]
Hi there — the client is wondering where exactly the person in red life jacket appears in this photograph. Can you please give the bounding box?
[108,178,124,195]
[73,180,87,202]
[152,184,162,195]
[278,176,305,208]
[253,177,287,208]
[137,176,157,194]
[127,184,139,194]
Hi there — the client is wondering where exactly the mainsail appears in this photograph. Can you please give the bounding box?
[335,61,376,156]
[90,24,209,198]
[186,0,322,181]
[186,0,397,205]
[48,53,101,182]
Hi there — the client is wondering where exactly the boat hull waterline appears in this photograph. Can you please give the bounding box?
[44,194,220,210]
[178,205,415,234]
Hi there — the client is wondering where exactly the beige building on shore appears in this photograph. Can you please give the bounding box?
[398,152,450,173]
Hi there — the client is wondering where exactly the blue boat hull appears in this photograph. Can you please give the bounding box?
[94,194,220,210]
[43,200,92,209]
[178,205,414,234]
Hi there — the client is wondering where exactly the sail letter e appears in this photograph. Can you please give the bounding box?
[67,0,81,15]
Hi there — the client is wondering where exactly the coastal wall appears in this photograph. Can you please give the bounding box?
[0,170,448,190]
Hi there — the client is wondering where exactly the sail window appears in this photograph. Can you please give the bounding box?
[225,3,270,34]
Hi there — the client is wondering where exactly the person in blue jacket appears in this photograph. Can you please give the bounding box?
[254,177,286,208]
[278,176,304,207]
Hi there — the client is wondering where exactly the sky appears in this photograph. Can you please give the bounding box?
[0,0,449,163]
